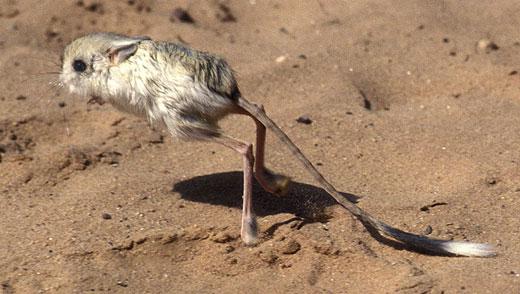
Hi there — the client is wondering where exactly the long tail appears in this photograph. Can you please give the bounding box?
[237,97,495,257]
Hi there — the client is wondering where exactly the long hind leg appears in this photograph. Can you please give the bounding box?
[165,114,258,245]
[212,134,258,245]
[251,106,291,196]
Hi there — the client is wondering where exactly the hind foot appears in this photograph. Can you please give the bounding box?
[241,215,259,246]
[256,169,291,196]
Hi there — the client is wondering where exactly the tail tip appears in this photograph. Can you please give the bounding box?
[442,241,496,257]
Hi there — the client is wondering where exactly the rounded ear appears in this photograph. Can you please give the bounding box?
[107,36,151,65]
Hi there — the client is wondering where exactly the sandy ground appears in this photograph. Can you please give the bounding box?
[1,0,520,293]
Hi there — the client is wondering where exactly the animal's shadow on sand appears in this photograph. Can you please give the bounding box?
[172,171,358,220]
[173,171,456,256]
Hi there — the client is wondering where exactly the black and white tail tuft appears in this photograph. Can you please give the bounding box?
[238,97,496,257]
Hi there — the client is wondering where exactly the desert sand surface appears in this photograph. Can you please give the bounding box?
[1,0,519,293]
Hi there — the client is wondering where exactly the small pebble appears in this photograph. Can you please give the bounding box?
[296,115,312,125]
[258,249,278,264]
[275,55,287,63]
[22,173,33,184]
[477,39,499,53]
[98,151,121,165]
[102,213,112,220]
[58,101,66,107]
[148,133,164,144]
[485,176,498,186]
[216,4,236,22]
[280,239,301,254]
[423,225,433,235]
[224,245,235,253]
[228,257,238,264]
[170,8,195,23]
[116,281,128,287]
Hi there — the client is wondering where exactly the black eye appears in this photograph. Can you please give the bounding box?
[72,59,87,72]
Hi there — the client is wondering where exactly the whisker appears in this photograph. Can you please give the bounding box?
[37,71,62,75]
[21,55,62,68]
[48,83,64,97]
[17,72,61,85]
[23,78,65,112]
[22,71,61,78]
[48,79,64,87]
[59,103,72,137]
